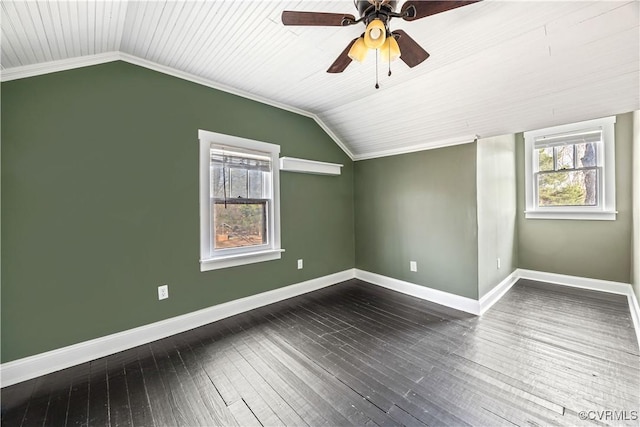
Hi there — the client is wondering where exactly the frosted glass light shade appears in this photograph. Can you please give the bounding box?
[348,37,369,62]
[364,19,386,49]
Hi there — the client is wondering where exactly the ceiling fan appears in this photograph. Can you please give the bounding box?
[282,0,480,87]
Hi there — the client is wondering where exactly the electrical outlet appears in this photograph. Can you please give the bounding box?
[297,259,303,270]
[497,258,501,269]
[410,261,417,272]
[158,284,169,300]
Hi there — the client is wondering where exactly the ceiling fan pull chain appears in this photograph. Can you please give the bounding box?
[283,0,475,74]
[375,49,380,89]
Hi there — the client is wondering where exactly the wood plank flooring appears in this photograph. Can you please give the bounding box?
[2,279,639,426]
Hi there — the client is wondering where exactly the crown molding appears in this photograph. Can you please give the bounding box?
[0,52,354,161]
[352,134,479,161]
[0,52,121,82]
[119,53,354,160]
[308,116,354,160]
[119,53,311,118]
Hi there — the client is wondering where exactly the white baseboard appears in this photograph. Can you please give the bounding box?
[478,270,520,315]
[354,269,518,316]
[354,268,639,348]
[354,269,481,315]
[516,269,631,295]
[517,269,640,347]
[3,267,638,387]
[628,291,640,349]
[0,269,355,388]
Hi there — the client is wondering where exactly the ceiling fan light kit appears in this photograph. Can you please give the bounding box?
[282,0,480,88]
[364,19,387,49]
[348,37,369,62]
[380,36,401,62]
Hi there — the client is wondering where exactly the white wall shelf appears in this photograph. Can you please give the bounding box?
[279,157,343,175]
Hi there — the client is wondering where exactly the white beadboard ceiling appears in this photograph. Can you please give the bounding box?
[2,1,639,160]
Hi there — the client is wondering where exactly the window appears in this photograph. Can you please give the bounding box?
[524,116,616,220]
[199,130,282,271]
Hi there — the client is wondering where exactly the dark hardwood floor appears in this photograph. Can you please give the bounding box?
[2,279,639,426]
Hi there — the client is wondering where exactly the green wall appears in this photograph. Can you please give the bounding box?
[477,135,517,298]
[1,61,354,363]
[354,144,479,299]
[2,60,636,364]
[515,113,634,283]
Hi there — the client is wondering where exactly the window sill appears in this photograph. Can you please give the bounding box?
[200,248,285,271]
[524,210,617,221]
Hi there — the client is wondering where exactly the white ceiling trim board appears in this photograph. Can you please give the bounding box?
[0,51,120,81]
[352,134,479,161]
[0,49,354,161]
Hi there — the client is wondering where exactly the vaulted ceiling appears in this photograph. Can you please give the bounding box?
[2,1,639,160]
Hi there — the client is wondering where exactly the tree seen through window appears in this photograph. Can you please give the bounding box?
[536,142,597,207]
[210,153,270,250]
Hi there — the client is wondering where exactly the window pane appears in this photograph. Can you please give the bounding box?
[229,168,248,198]
[211,165,226,198]
[248,170,264,199]
[213,201,267,249]
[576,142,597,167]
[555,145,574,170]
[211,168,269,200]
[537,169,598,207]
[537,147,553,171]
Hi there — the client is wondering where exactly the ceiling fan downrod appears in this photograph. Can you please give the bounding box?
[281,0,480,77]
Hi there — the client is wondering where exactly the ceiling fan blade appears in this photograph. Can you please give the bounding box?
[282,11,356,26]
[401,1,481,21]
[393,30,430,68]
[327,38,358,73]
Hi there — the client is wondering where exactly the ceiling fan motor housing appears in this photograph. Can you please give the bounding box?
[357,0,397,25]
[281,0,473,73]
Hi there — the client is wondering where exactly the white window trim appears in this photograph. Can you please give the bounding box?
[199,130,283,271]
[523,116,617,221]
